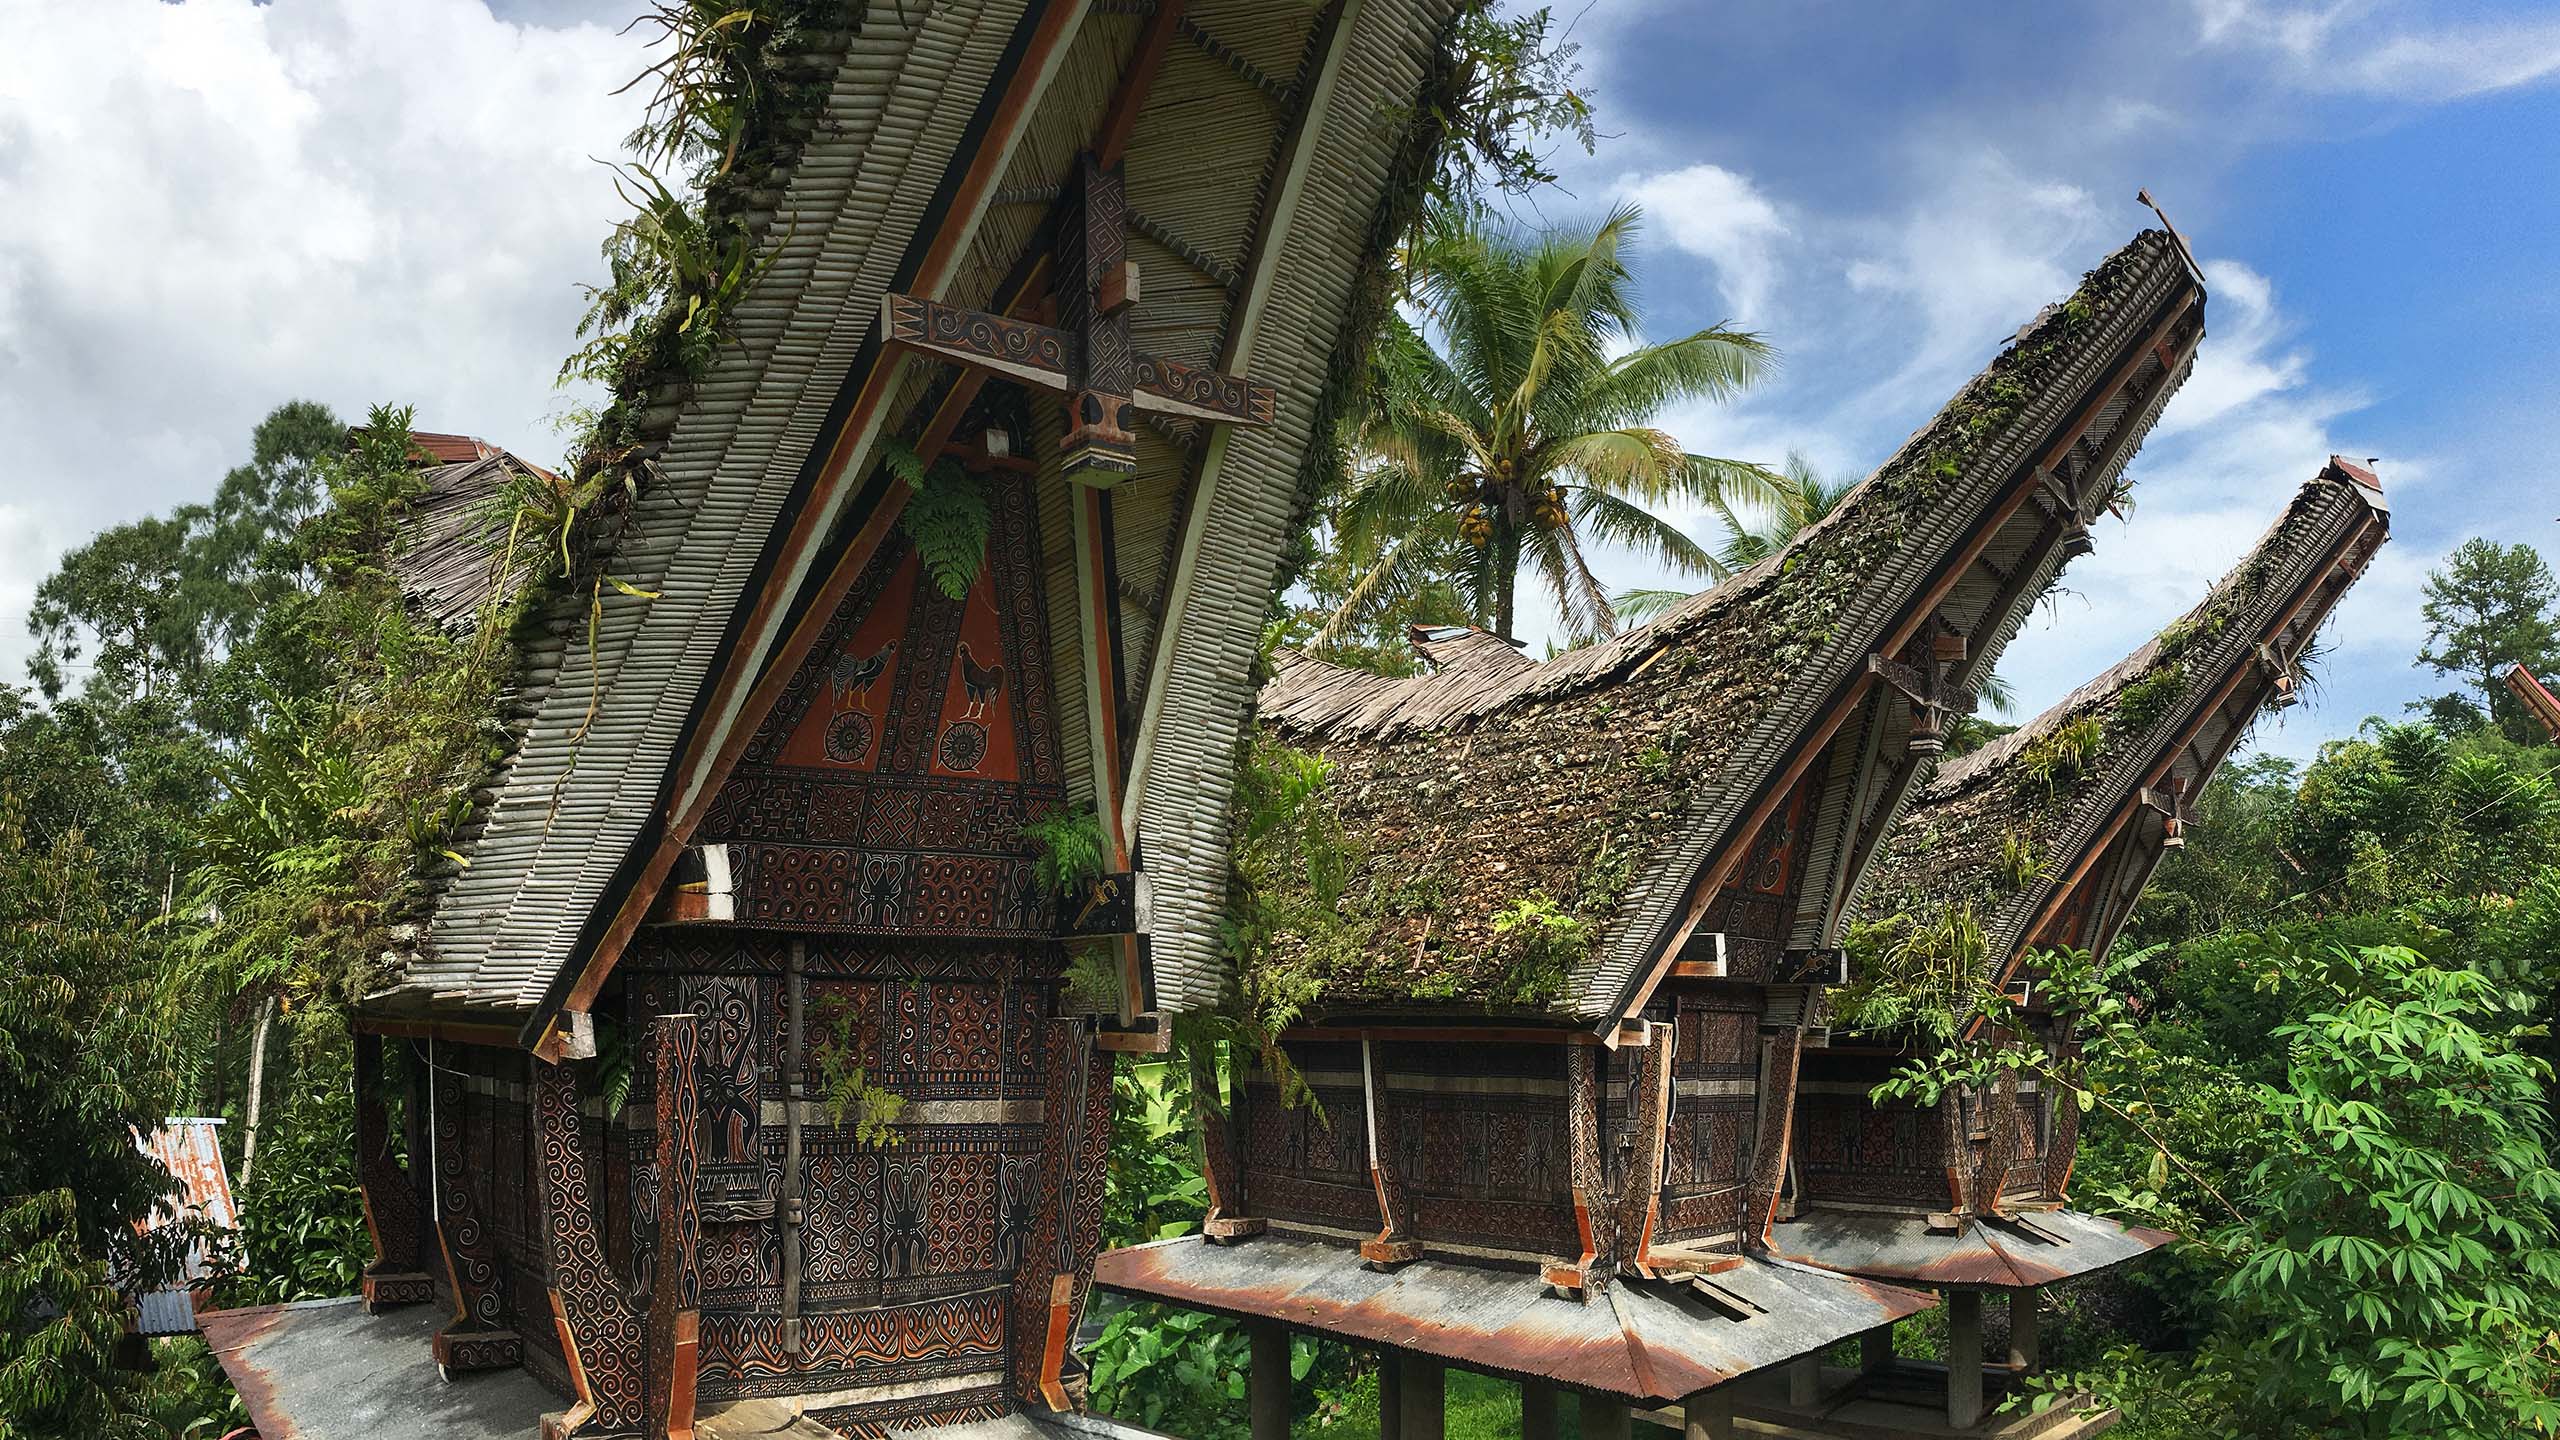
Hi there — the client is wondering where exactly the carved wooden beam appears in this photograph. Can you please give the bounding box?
[647,1017,704,1440]
[1010,1020,1117,1412]
[536,1051,646,1440]
[430,1052,520,1374]
[354,1033,436,1312]
[1358,1036,1420,1266]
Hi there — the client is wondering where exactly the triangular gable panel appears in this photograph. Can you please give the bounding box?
[702,473,1064,937]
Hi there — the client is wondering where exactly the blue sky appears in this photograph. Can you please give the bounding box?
[2,0,2555,760]
[1510,1,2560,759]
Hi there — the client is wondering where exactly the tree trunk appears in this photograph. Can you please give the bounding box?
[240,994,276,1190]
[1493,518,1522,641]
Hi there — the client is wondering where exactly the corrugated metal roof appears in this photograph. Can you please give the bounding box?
[1765,1208,2173,1290]
[1093,1234,1933,1404]
[131,1117,238,1335]
[200,1297,561,1439]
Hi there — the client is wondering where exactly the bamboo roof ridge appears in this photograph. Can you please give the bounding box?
[1253,228,2207,1022]
[1856,458,2390,970]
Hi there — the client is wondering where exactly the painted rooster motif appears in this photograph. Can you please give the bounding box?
[956,641,1005,719]
[828,639,896,703]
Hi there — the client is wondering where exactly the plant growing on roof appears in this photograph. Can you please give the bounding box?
[1318,205,1784,645]
[2000,830,2046,890]
[2021,715,2106,795]
[885,441,991,601]
[1485,895,1587,1006]
[2116,666,2188,737]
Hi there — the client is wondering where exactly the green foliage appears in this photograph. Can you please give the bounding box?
[1020,805,1109,901]
[2417,537,2560,744]
[1831,904,1989,1045]
[2020,714,2104,794]
[0,1191,173,1440]
[1087,1302,1264,1439]
[2113,666,2187,736]
[1226,736,1365,1034]
[1999,830,2045,889]
[1064,943,1125,1016]
[2208,946,2560,1437]
[812,995,904,1148]
[220,1022,368,1307]
[884,442,991,601]
[1483,894,1585,1006]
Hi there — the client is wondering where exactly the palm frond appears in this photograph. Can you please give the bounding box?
[1569,487,1716,579]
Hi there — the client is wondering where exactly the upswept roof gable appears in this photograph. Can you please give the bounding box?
[1256,230,2206,1022]
[1859,458,2391,964]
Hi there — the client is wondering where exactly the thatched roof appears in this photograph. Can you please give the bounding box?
[1254,229,2206,1022]
[1856,458,2390,964]
[376,0,1473,1026]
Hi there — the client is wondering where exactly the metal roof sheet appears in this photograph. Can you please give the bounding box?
[1765,1209,2174,1289]
[200,1297,562,1440]
[1092,1234,1933,1404]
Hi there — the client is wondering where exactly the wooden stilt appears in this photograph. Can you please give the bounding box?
[1860,1322,1896,1375]
[1399,1356,1445,1440]
[1521,1380,1560,1440]
[1948,1290,1985,1430]
[1379,1355,1404,1440]
[1788,1353,1821,1406]
[1683,1388,1735,1440]
[1248,1321,1289,1440]
[1577,1393,1633,1440]
[2008,1288,2041,1372]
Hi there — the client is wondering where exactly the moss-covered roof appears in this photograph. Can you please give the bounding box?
[1855,459,2391,959]
[1248,230,2202,1020]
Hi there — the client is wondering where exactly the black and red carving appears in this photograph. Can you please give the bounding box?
[1655,994,1759,1251]
[647,1015,704,1438]
[1741,1027,1803,1248]
[1374,1043,1575,1259]
[431,1051,518,1371]
[809,1384,1012,1439]
[537,1050,649,1438]
[1613,1037,1672,1267]
[704,474,1064,937]
[354,1032,436,1311]
[1563,1041,1613,1288]
[1007,1019,1112,1410]
[1132,353,1279,426]
[702,1293,1008,1398]
[1055,152,1136,481]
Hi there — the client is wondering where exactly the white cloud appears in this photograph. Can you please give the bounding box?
[1612,163,1790,326]
[1836,152,2105,415]
[0,0,647,684]
[2190,0,2560,101]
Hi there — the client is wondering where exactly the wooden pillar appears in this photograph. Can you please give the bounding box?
[1948,1290,1985,1430]
[1577,1392,1633,1440]
[352,1032,434,1311]
[647,1015,704,1440]
[1683,1388,1735,1440]
[2007,1288,2041,1372]
[1521,1380,1560,1440]
[1248,1321,1290,1440]
[1398,1356,1445,1440]
[1379,1355,1403,1440]
[1860,1323,1896,1375]
[1788,1354,1821,1406]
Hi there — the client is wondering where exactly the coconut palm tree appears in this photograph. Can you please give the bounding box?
[1317,205,1783,645]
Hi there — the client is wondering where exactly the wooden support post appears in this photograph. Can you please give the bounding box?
[1379,1355,1404,1440]
[1683,1388,1735,1440]
[1577,1393,1633,1440]
[1521,1380,1560,1440]
[647,1015,704,1440]
[1789,1353,1821,1407]
[2007,1288,2041,1372]
[1948,1290,1985,1431]
[1860,1323,1896,1375]
[1399,1356,1445,1440]
[1248,1321,1290,1440]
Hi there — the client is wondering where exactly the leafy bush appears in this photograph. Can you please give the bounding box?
[2021,715,2105,794]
